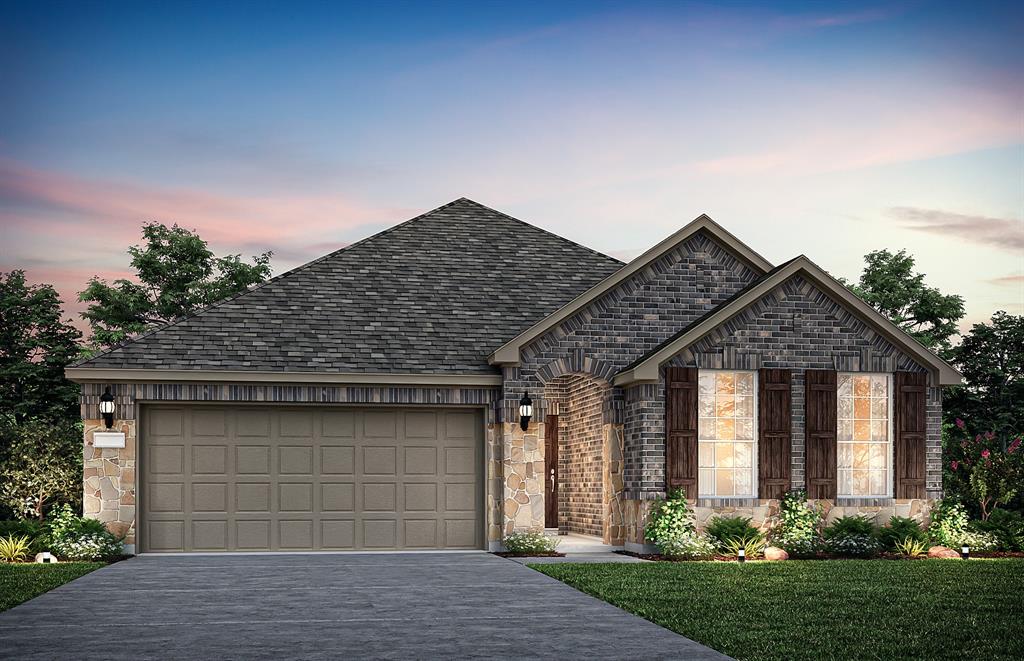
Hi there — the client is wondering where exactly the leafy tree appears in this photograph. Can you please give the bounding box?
[79,222,272,349]
[943,312,1024,441]
[841,249,964,355]
[0,418,83,520]
[0,271,82,425]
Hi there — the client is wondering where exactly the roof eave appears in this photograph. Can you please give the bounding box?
[65,367,503,387]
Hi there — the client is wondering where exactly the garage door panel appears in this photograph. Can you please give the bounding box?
[142,407,482,552]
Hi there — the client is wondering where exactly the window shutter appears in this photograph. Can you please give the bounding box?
[758,369,792,499]
[665,367,698,498]
[805,370,837,499]
[894,371,928,499]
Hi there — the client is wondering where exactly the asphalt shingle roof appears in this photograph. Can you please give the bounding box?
[77,198,624,374]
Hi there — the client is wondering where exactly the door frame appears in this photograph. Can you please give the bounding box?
[544,414,559,529]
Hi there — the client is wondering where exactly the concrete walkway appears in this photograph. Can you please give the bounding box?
[0,553,728,660]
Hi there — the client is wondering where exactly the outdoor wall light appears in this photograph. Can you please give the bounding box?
[961,546,970,560]
[518,393,533,431]
[738,548,746,563]
[99,387,116,429]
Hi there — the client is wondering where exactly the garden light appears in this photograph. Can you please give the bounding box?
[738,548,746,563]
[99,387,116,429]
[961,546,970,560]
[518,392,533,431]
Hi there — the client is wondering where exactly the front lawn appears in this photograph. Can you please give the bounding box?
[0,563,105,612]
[532,559,1024,661]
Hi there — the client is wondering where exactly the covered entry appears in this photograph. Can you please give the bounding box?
[140,405,484,552]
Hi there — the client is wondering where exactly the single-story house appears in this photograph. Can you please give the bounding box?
[68,198,961,554]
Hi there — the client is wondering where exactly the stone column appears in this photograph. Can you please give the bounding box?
[83,419,137,552]
[501,420,545,537]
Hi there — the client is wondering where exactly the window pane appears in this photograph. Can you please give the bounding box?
[699,443,714,467]
[734,442,752,467]
[838,420,853,442]
[717,418,735,440]
[736,419,753,440]
[716,395,735,418]
[871,397,887,419]
[854,376,870,396]
[871,420,888,441]
[838,374,852,397]
[854,420,871,441]
[735,373,754,395]
[699,418,716,439]
[696,370,757,500]
[854,397,871,419]
[716,372,735,395]
[699,373,715,395]
[838,470,852,495]
[735,469,752,496]
[716,470,734,496]
[699,469,714,496]
[838,443,852,468]
[853,443,870,469]
[735,396,753,418]
[871,376,887,398]
[853,469,870,495]
[699,396,715,417]
[838,397,853,420]
[870,470,885,495]
[870,443,887,469]
[715,443,734,468]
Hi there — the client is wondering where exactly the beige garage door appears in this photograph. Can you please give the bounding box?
[140,406,484,552]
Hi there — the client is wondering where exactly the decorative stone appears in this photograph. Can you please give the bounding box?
[928,545,961,559]
[34,552,57,564]
[764,546,789,561]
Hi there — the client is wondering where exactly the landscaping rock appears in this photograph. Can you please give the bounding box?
[928,545,961,559]
[764,546,789,561]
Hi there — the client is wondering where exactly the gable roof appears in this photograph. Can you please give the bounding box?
[613,255,963,386]
[69,198,623,381]
[488,214,774,365]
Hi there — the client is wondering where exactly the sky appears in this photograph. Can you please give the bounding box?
[1,0,1021,336]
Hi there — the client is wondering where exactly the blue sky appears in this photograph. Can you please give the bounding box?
[1,0,1021,330]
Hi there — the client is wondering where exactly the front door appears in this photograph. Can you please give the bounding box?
[544,414,558,528]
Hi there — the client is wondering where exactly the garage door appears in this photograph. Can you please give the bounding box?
[140,406,484,552]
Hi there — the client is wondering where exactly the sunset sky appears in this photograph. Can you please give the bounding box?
[1,0,1021,336]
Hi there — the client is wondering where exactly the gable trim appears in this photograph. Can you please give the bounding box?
[613,256,963,387]
[489,214,773,365]
[65,368,503,387]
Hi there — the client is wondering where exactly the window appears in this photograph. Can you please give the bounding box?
[698,370,756,497]
[837,373,890,497]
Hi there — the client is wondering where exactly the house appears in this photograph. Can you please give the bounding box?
[67,198,961,554]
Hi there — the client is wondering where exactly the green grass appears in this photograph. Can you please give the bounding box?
[0,563,105,612]
[531,559,1024,661]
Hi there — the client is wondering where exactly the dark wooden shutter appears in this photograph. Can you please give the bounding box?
[758,369,792,499]
[805,370,838,499]
[665,367,698,498]
[894,371,928,499]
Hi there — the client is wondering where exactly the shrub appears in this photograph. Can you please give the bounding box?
[825,534,881,558]
[958,528,999,552]
[824,515,876,539]
[928,499,970,547]
[659,531,717,560]
[894,536,928,557]
[770,490,824,557]
[644,488,696,547]
[0,534,31,562]
[878,516,927,550]
[47,505,123,561]
[503,531,559,554]
[723,532,766,560]
[944,420,1023,520]
[705,516,761,551]
[968,509,1024,551]
[0,419,83,520]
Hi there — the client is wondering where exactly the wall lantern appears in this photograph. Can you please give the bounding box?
[99,387,116,429]
[961,545,970,560]
[737,548,746,563]
[518,393,533,431]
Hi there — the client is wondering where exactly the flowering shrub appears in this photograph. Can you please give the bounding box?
[644,488,696,547]
[928,499,970,547]
[825,534,881,558]
[47,504,123,561]
[659,531,717,560]
[945,419,1023,520]
[770,490,824,557]
[958,528,999,552]
[503,531,559,554]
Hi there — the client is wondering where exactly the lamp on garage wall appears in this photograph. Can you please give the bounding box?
[99,387,116,429]
[518,392,533,431]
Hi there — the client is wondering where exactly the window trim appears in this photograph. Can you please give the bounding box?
[696,368,759,499]
[836,372,894,499]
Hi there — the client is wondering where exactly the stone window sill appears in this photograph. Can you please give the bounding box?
[835,498,895,507]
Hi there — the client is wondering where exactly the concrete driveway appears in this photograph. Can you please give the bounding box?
[0,552,727,660]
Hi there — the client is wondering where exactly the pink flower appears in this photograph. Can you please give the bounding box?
[975,434,982,443]
[985,431,995,440]
[951,461,959,470]
[955,418,966,429]
[1009,438,1021,454]
[981,449,991,459]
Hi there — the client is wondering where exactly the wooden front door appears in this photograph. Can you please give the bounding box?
[544,414,559,528]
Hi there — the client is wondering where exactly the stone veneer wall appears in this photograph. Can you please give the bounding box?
[79,382,503,552]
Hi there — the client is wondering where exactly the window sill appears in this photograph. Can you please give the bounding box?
[835,497,895,507]
[696,497,763,508]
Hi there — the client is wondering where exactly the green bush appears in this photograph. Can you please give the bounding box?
[929,499,970,547]
[824,515,876,539]
[0,520,48,554]
[644,488,696,546]
[503,531,559,554]
[825,534,881,558]
[0,535,32,563]
[770,490,824,557]
[878,516,927,550]
[894,536,928,557]
[723,532,766,560]
[47,505,123,561]
[0,419,83,520]
[704,516,761,551]
[659,531,717,560]
[969,509,1024,551]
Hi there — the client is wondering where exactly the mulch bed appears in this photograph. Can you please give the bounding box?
[614,549,1022,562]
[492,551,566,558]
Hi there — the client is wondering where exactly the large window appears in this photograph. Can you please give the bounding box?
[837,373,891,497]
[698,370,756,497]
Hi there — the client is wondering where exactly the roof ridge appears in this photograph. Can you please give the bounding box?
[71,197,487,368]
[455,197,624,266]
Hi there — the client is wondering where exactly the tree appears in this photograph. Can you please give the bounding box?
[944,312,1024,441]
[841,249,964,356]
[0,418,83,520]
[0,271,82,425]
[79,222,272,349]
